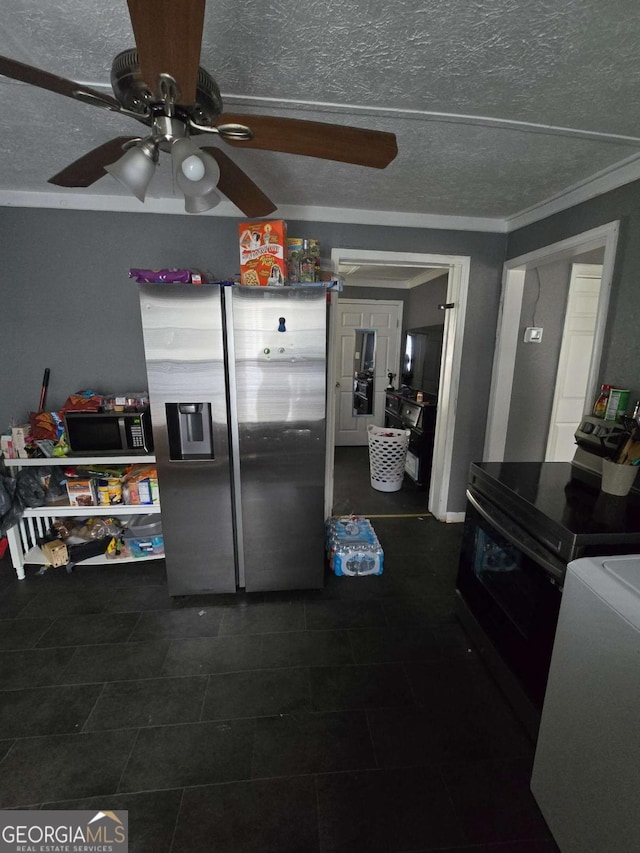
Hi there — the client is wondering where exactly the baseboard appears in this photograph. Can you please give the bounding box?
[445,512,466,523]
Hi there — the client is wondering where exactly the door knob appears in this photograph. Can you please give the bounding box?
[336,382,341,388]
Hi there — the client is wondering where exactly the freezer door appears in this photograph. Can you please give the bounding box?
[231,286,326,591]
[138,284,236,595]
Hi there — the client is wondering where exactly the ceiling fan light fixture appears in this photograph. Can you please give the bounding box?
[181,153,206,182]
[105,138,158,202]
[174,146,221,198]
[171,137,202,176]
[184,189,221,214]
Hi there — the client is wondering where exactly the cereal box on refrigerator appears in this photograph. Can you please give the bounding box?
[238,220,287,286]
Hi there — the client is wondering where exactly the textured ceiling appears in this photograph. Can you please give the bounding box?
[340,265,447,288]
[1,0,639,224]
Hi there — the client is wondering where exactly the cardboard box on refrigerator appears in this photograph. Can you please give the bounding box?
[238,220,287,286]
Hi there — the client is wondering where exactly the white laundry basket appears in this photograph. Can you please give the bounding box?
[367,425,411,492]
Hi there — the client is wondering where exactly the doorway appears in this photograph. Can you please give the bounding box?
[546,262,604,461]
[325,248,471,522]
[484,221,619,462]
[334,298,403,446]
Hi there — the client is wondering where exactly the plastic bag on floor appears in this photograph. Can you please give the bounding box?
[0,471,20,537]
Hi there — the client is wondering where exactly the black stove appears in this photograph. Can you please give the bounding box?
[470,461,640,563]
[457,457,640,737]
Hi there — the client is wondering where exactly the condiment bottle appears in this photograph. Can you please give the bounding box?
[593,384,611,418]
[298,239,316,282]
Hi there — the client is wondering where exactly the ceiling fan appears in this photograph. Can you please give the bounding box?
[0,0,398,216]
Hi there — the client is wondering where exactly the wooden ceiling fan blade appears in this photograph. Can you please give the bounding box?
[218,114,398,169]
[202,147,277,217]
[0,54,121,110]
[48,137,139,187]
[126,0,205,103]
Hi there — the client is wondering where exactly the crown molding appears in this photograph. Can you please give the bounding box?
[2,146,640,236]
[505,151,640,232]
[0,190,507,232]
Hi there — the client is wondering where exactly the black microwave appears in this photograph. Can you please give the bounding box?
[64,409,153,454]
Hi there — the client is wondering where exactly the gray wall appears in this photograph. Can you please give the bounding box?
[504,260,573,460]
[402,274,448,391]
[406,274,449,329]
[0,207,506,512]
[341,273,448,332]
[504,248,605,460]
[506,178,640,407]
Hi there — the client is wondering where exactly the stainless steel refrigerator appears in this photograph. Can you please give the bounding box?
[137,283,327,595]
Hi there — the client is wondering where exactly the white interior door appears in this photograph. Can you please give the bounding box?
[545,263,603,461]
[334,299,402,446]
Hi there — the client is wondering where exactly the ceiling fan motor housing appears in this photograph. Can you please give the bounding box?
[110,49,223,125]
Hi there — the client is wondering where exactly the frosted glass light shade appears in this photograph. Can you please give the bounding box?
[181,154,206,182]
[172,139,221,198]
[184,189,221,213]
[105,145,157,202]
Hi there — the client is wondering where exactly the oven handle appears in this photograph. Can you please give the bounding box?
[466,489,565,584]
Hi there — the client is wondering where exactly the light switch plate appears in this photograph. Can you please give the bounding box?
[524,326,544,343]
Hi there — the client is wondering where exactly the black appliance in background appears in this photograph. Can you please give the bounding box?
[456,459,640,740]
[385,391,437,488]
[353,374,374,415]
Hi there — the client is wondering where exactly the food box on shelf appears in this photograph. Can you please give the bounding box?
[11,424,31,458]
[102,392,149,412]
[124,513,164,558]
[126,477,159,505]
[66,479,97,507]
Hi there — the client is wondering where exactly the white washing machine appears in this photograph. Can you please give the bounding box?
[531,554,640,852]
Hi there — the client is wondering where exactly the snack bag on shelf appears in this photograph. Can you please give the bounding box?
[123,465,158,505]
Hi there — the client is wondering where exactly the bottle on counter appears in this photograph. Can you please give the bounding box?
[593,384,611,418]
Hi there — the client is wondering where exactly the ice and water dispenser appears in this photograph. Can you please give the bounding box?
[165,403,214,460]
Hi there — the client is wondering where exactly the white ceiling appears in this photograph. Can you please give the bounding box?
[339,264,447,288]
[1,0,639,230]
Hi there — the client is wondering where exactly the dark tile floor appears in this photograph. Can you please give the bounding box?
[332,446,432,516]
[0,452,558,853]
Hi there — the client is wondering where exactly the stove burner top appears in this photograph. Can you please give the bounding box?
[470,461,640,562]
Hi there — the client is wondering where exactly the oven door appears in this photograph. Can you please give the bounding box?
[456,487,564,711]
